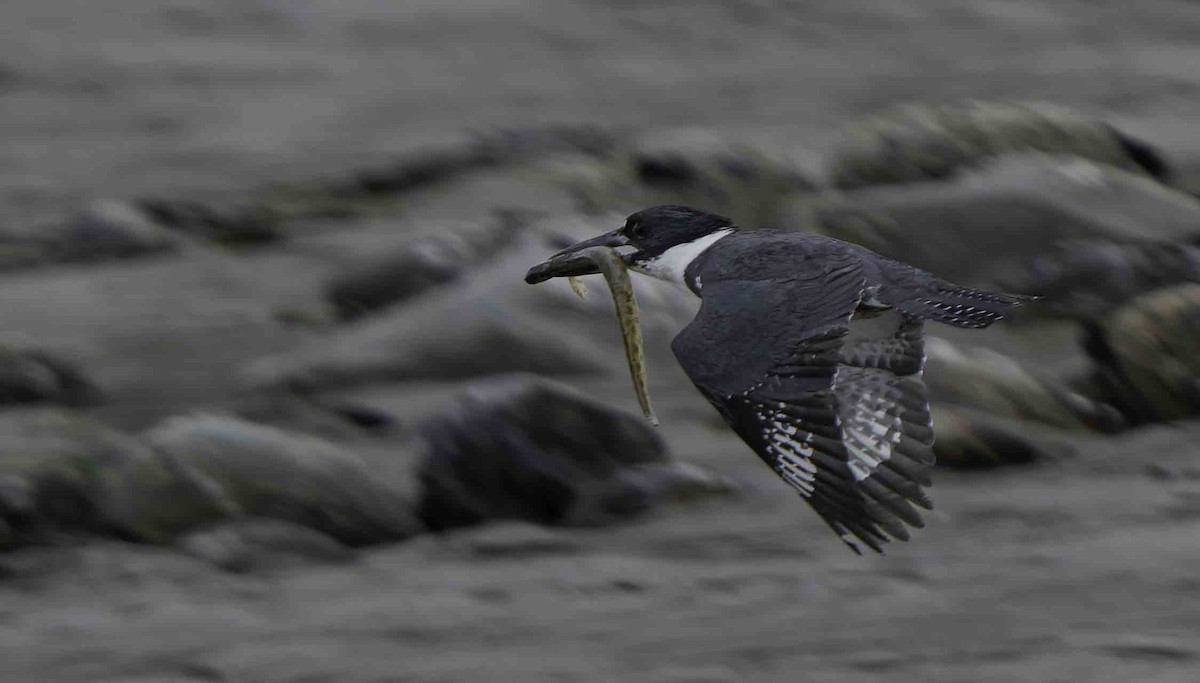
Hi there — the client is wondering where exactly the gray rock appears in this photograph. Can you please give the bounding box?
[0,200,178,272]
[0,409,153,547]
[804,155,1200,288]
[1005,239,1200,320]
[325,213,526,320]
[55,199,180,260]
[176,517,356,573]
[827,100,1168,189]
[137,198,280,246]
[1106,114,1200,198]
[924,337,1123,432]
[122,414,421,546]
[631,129,816,191]
[0,410,420,551]
[416,374,731,530]
[349,124,616,197]
[1087,283,1200,423]
[931,406,1072,469]
[0,344,101,407]
[569,129,819,228]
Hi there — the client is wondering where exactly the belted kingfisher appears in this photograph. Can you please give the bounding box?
[526,205,1031,553]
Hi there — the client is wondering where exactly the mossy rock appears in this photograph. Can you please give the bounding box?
[827,100,1168,189]
[568,129,819,229]
[119,415,421,546]
[801,155,1200,289]
[1089,283,1200,422]
[924,338,1122,432]
[0,409,159,547]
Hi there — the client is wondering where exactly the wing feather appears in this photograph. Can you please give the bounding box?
[673,253,936,554]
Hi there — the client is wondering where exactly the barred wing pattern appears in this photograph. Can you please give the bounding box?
[673,268,936,553]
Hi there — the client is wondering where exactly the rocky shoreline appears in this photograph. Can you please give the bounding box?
[5,2,1200,681]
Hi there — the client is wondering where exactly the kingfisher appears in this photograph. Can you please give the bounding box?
[526,205,1032,554]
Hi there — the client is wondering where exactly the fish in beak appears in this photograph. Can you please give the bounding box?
[524,229,630,284]
[522,234,658,426]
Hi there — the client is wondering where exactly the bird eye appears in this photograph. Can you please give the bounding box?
[627,222,648,239]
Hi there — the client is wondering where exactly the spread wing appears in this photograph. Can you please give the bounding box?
[672,259,935,554]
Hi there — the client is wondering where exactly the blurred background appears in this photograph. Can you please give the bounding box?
[3,1,1200,681]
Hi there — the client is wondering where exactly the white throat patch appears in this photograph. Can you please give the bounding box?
[630,228,733,290]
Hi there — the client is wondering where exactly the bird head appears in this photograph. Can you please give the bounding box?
[525,205,734,283]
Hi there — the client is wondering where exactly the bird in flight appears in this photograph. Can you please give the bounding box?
[527,205,1030,553]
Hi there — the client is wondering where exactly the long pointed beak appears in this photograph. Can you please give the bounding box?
[525,229,630,284]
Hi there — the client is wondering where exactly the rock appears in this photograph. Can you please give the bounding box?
[924,337,1123,432]
[931,406,1071,469]
[325,213,526,320]
[54,200,179,260]
[1086,283,1200,423]
[244,219,699,393]
[0,345,101,407]
[631,129,816,190]
[804,155,1200,288]
[176,517,356,573]
[348,145,487,197]
[122,414,421,545]
[827,100,1169,189]
[137,198,280,246]
[416,374,731,530]
[348,124,616,197]
[1004,239,1200,320]
[0,410,419,550]
[1105,114,1200,199]
[0,409,154,547]
[214,125,614,222]
[569,129,819,228]
[0,200,177,272]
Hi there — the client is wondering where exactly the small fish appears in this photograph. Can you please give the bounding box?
[527,246,657,426]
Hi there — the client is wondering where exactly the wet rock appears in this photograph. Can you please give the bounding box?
[570,129,819,228]
[416,375,731,530]
[349,145,486,197]
[932,406,1070,469]
[0,200,177,271]
[176,517,356,573]
[325,213,527,320]
[0,409,153,547]
[137,198,280,246]
[0,345,101,407]
[120,415,421,545]
[827,100,1168,189]
[244,219,698,393]
[925,338,1123,432]
[347,124,616,197]
[1106,114,1200,199]
[631,129,816,190]
[805,155,1200,288]
[1006,239,1200,320]
[233,391,398,440]
[55,200,180,259]
[1086,283,1200,423]
[227,125,614,222]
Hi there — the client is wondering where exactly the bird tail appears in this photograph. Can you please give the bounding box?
[895,281,1036,329]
